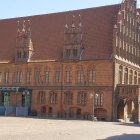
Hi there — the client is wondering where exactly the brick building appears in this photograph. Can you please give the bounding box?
[0,0,140,122]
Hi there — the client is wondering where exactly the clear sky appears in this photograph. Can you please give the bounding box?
[0,0,140,19]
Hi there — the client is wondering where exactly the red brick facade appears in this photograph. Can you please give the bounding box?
[0,0,140,122]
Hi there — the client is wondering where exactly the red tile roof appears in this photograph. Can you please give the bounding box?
[0,4,120,62]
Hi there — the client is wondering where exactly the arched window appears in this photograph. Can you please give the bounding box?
[77,70,84,84]
[65,66,72,84]
[66,49,71,57]
[55,70,61,83]
[134,71,137,85]
[118,66,123,84]
[26,69,32,84]
[5,70,9,84]
[88,67,96,84]
[38,91,46,104]
[64,91,73,105]
[49,91,57,104]
[45,71,51,84]
[94,91,103,107]
[44,66,51,84]
[77,91,87,105]
[129,70,133,84]
[13,70,21,83]
[124,68,128,84]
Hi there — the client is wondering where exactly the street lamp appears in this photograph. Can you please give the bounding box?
[90,92,94,121]
[22,90,30,107]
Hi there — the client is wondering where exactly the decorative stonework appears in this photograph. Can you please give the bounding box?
[63,14,84,60]
[15,20,34,63]
[114,0,140,66]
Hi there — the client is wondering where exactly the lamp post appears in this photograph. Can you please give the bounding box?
[22,90,30,107]
[90,92,94,121]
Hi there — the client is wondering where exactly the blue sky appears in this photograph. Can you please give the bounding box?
[0,0,140,19]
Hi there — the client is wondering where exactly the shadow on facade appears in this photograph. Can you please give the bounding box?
[98,134,140,140]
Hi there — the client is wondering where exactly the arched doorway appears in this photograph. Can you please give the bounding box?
[94,108,107,121]
[117,99,134,122]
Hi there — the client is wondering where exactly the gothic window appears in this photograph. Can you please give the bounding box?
[94,92,103,107]
[35,70,41,84]
[26,71,32,84]
[77,70,84,84]
[55,70,61,83]
[38,91,45,104]
[45,71,51,84]
[73,48,78,57]
[77,91,87,105]
[129,70,133,84]
[118,66,123,84]
[64,91,73,105]
[124,68,128,84]
[65,66,72,84]
[5,71,9,84]
[134,71,137,85]
[13,71,21,83]
[88,68,96,84]
[66,49,71,57]
[49,91,57,104]
[17,50,21,59]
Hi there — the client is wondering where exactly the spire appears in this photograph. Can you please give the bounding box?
[78,14,82,31]
[22,20,25,32]
[17,20,20,35]
[65,15,69,32]
[72,15,75,32]
[27,19,31,37]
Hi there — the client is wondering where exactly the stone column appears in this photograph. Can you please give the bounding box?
[133,97,139,124]
[122,66,125,84]
[124,100,128,122]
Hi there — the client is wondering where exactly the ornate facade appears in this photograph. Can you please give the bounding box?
[0,0,140,122]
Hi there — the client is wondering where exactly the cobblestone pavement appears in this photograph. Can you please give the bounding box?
[0,117,140,140]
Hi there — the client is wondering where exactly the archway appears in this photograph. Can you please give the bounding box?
[94,108,107,121]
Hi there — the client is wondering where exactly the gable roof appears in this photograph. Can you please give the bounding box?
[0,4,120,62]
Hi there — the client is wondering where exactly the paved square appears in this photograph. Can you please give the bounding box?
[0,117,139,140]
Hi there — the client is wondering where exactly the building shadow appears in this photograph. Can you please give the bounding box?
[98,134,140,140]
[116,122,140,127]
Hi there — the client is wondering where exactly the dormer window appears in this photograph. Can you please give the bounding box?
[73,48,78,57]
[15,20,34,63]
[63,14,83,60]
[66,49,71,57]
